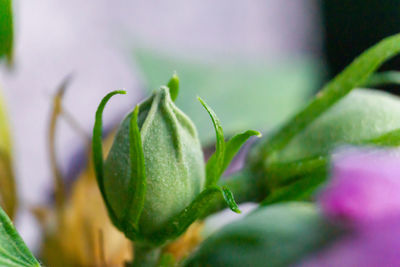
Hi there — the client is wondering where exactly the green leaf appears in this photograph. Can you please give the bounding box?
[0,207,40,266]
[223,130,261,172]
[362,128,400,146]
[134,48,321,144]
[198,97,225,186]
[261,173,326,206]
[123,105,146,230]
[257,33,400,160]
[364,71,400,87]
[0,88,17,219]
[92,90,126,228]
[0,0,13,63]
[205,129,260,188]
[167,73,179,102]
[221,186,241,213]
[266,156,328,188]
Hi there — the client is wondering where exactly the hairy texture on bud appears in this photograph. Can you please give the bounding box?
[104,87,205,237]
[276,89,400,162]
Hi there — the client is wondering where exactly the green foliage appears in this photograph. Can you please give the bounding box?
[261,171,326,206]
[255,33,400,161]
[240,34,400,207]
[184,203,342,267]
[276,89,400,162]
[92,90,127,230]
[0,0,13,63]
[220,186,240,213]
[199,97,260,213]
[167,73,179,102]
[0,206,40,266]
[199,97,260,187]
[0,88,17,218]
[365,128,400,146]
[223,130,261,171]
[135,48,321,144]
[198,97,225,187]
[124,105,146,232]
[262,89,400,203]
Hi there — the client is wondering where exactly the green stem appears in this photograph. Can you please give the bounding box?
[132,245,161,267]
[204,155,331,215]
[266,156,328,188]
[202,169,267,216]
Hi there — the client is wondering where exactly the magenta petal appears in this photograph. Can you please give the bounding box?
[318,148,400,225]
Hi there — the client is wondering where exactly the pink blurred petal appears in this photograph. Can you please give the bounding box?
[318,147,400,225]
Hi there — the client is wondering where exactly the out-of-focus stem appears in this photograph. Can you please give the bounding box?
[204,155,329,216]
[131,245,161,267]
[48,77,71,211]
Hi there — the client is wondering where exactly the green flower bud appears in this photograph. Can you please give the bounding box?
[93,75,258,248]
[275,89,400,162]
[250,89,400,205]
[184,202,342,267]
[103,86,205,240]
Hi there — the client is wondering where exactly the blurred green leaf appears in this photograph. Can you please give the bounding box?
[261,172,326,206]
[266,156,327,186]
[0,88,17,219]
[134,49,322,144]
[223,130,261,172]
[185,202,342,267]
[0,0,13,63]
[0,206,40,266]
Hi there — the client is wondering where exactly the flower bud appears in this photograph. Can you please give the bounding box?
[275,89,400,162]
[103,86,205,240]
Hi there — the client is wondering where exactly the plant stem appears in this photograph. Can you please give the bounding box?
[131,244,161,267]
[202,169,267,217]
